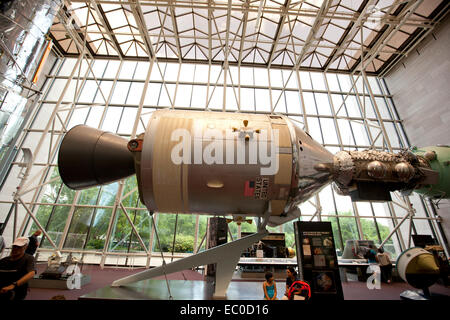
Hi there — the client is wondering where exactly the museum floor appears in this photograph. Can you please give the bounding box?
[25,263,450,300]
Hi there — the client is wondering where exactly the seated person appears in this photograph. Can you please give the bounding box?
[262,271,277,300]
[0,237,36,301]
[282,267,299,300]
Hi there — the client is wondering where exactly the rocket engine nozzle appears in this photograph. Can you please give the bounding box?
[57,125,135,190]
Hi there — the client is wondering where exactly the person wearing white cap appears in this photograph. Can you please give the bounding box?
[0,237,36,300]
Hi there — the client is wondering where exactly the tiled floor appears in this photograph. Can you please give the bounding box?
[25,263,450,300]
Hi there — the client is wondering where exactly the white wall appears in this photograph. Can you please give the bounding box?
[385,13,450,248]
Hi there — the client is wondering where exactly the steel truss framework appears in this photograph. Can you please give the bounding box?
[49,0,449,76]
[0,0,449,267]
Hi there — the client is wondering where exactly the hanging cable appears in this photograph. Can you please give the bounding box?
[170,214,179,262]
[150,211,173,300]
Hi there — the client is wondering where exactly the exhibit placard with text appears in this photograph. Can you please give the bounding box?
[294,221,344,300]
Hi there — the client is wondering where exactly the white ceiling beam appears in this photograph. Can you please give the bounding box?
[352,0,423,74]
[267,0,295,67]
[294,0,331,69]
[325,0,378,72]
[168,0,183,62]
[91,0,124,59]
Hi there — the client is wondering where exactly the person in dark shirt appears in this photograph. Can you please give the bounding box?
[25,230,42,256]
[364,244,378,264]
[282,267,299,299]
[0,237,36,301]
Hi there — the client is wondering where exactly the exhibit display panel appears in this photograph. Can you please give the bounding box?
[294,221,344,300]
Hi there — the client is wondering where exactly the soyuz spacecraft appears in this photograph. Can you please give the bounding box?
[57,109,449,297]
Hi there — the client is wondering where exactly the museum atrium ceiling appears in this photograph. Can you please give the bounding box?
[50,0,449,76]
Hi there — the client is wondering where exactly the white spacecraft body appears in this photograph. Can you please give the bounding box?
[135,110,333,228]
[57,109,445,298]
[58,109,334,297]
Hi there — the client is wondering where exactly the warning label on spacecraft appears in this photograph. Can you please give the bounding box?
[254,177,269,200]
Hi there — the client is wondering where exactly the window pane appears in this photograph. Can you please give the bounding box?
[362,96,376,118]
[59,58,77,76]
[375,97,391,119]
[171,215,197,253]
[158,84,176,107]
[310,72,326,91]
[85,208,112,250]
[78,80,99,103]
[101,107,122,132]
[282,70,297,89]
[306,117,323,143]
[134,62,150,80]
[299,72,312,90]
[175,84,193,108]
[337,74,352,92]
[109,211,132,252]
[337,119,355,146]
[129,211,151,252]
[367,76,382,95]
[110,82,131,104]
[322,217,343,252]
[127,82,145,105]
[314,93,332,115]
[384,122,403,148]
[226,86,239,111]
[64,207,95,249]
[345,95,362,118]
[255,88,271,112]
[303,92,317,115]
[41,206,70,248]
[338,217,360,243]
[153,213,176,252]
[103,60,121,78]
[179,64,196,82]
[272,90,287,113]
[326,73,340,92]
[118,108,138,134]
[208,86,224,110]
[78,187,100,205]
[30,205,53,236]
[360,218,380,243]
[254,68,268,86]
[191,85,207,108]
[98,183,119,207]
[269,69,283,87]
[350,121,370,146]
[285,91,301,114]
[320,118,339,144]
[67,107,89,129]
[94,80,113,104]
[240,88,254,111]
